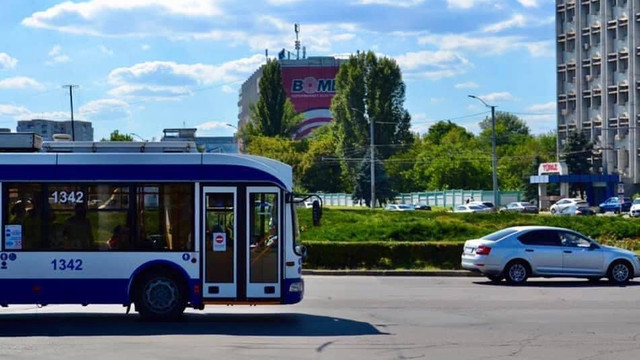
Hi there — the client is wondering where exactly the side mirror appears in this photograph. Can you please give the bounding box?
[312,200,321,226]
[590,243,600,250]
[295,244,308,259]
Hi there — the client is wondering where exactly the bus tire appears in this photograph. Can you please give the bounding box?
[135,272,186,321]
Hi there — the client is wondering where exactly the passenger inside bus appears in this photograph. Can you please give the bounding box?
[64,203,94,249]
[22,196,42,248]
[9,200,26,224]
[106,225,130,250]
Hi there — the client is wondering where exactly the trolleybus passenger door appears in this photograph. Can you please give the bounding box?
[202,187,237,298]
[246,187,281,298]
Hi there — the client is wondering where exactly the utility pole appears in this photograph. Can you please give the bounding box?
[62,85,78,141]
[468,95,498,207]
[352,107,376,208]
[370,112,375,209]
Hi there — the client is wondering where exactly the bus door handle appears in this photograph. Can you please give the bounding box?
[564,250,572,254]
[525,249,534,252]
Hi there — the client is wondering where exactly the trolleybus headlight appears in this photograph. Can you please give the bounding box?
[289,281,304,293]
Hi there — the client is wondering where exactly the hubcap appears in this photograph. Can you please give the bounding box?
[509,264,527,283]
[144,278,178,313]
[612,264,630,282]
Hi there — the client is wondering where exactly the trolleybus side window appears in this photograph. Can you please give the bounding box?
[249,192,279,283]
[136,184,194,251]
[4,183,194,252]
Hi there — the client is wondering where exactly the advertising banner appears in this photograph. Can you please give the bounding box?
[281,65,340,138]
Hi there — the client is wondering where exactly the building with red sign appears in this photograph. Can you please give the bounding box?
[237,56,344,141]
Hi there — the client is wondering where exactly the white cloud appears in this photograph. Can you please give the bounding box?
[141,44,151,51]
[221,85,236,94]
[358,0,425,7]
[526,101,556,113]
[99,45,114,55]
[522,113,556,134]
[0,77,45,90]
[518,0,539,7]
[196,121,229,131]
[525,41,554,57]
[394,50,472,80]
[79,98,131,121]
[0,104,30,116]
[483,14,526,33]
[447,0,497,9]
[107,54,265,100]
[23,0,224,36]
[0,53,18,70]
[455,81,479,89]
[419,33,551,57]
[479,92,515,102]
[47,45,70,65]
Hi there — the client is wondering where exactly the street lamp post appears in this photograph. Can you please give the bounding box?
[226,123,245,153]
[351,108,375,208]
[468,95,498,207]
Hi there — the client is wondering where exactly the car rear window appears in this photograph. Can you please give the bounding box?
[482,228,518,241]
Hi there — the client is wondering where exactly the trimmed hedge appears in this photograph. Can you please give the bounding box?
[303,241,464,270]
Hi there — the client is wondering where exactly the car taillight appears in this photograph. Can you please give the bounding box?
[476,245,491,255]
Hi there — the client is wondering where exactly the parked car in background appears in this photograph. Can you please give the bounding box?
[385,204,414,211]
[461,226,640,284]
[413,203,432,211]
[599,196,632,214]
[453,204,492,213]
[630,198,640,217]
[500,202,539,214]
[550,198,585,215]
[469,201,496,212]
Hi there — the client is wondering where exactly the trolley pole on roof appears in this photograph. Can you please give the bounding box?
[63,85,78,141]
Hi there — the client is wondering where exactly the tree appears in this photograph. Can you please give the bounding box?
[299,126,344,193]
[479,112,530,147]
[562,131,593,197]
[352,148,394,207]
[101,130,133,141]
[247,59,303,139]
[425,120,472,145]
[331,51,413,188]
[246,135,308,190]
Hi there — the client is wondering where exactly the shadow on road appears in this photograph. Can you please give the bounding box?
[0,312,383,337]
[473,279,640,288]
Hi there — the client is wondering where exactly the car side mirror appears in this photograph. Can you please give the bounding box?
[590,243,600,250]
[312,200,321,226]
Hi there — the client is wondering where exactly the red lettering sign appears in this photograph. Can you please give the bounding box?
[542,163,559,173]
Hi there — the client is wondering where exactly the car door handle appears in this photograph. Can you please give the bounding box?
[564,250,572,253]
[525,249,534,252]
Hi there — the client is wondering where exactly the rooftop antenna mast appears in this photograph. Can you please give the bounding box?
[294,23,300,60]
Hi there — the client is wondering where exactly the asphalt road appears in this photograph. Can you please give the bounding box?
[2,276,640,360]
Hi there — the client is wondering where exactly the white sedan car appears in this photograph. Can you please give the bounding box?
[630,198,640,217]
[385,204,414,211]
[550,198,592,215]
[453,204,492,213]
[461,226,640,284]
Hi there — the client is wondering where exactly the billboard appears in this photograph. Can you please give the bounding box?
[280,65,340,139]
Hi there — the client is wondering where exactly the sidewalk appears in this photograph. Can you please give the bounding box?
[302,269,481,276]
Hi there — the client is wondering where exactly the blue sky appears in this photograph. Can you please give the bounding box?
[0,0,556,141]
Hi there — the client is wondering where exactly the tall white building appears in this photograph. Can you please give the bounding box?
[557,0,638,186]
[17,119,93,141]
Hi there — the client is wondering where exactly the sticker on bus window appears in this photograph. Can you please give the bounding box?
[213,232,226,252]
[4,225,22,250]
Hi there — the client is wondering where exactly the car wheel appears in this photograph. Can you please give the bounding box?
[486,275,503,283]
[504,260,529,285]
[608,261,632,285]
[550,208,556,214]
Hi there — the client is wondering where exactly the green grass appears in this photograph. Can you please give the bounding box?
[298,208,640,246]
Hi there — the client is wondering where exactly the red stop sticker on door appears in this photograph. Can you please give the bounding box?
[213,232,226,252]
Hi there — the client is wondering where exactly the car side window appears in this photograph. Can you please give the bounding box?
[559,232,591,248]
[518,230,562,246]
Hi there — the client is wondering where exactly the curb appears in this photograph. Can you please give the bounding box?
[302,269,481,277]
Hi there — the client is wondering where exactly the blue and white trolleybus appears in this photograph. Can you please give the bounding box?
[0,136,306,319]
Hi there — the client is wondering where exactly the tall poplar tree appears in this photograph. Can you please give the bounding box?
[330,51,413,190]
[247,59,302,139]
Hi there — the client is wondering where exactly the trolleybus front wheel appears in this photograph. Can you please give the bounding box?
[135,272,186,321]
